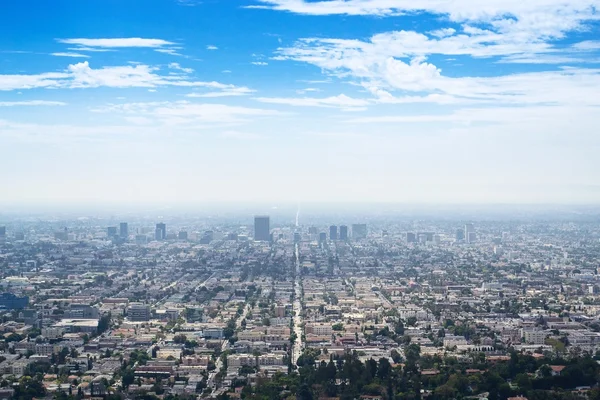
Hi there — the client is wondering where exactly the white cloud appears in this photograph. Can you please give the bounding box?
[254,94,369,110]
[207,45,219,50]
[276,25,600,107]
[0,61,246,91]
[168,62,194,74]
[91,101,281,126]
[51,52,90,58]
[67,47,112,53]
[573,41,600,51]
[252,61,269,66]
[264,1,600,65]
[296,87,322,94]
[0,100,67,107]
[155,48,183,56]
[57,38,176,48]
[185,81,255,97]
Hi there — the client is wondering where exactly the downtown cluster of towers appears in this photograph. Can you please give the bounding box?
[254,215,367,243]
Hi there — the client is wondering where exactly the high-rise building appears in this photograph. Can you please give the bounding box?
[107,227,118,239]
[455,229,465,241]
[319,232,327,244]
[406,232,416,243]
[339,225,348,241]
[352,224,367,239]
[329,225,338,241]
[254,216,270,241]
[294,232,301,243]
[119,222,129,239]
[465,223,475,244]
[308,227,318,235]
[0,226,5,237]
[155,223,166,241]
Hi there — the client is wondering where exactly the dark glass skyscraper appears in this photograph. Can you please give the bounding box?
[339,225,348,241]
[254,216,270,241]
[120,222,129,239]
[329,225,338,241]
[156,223,166,241]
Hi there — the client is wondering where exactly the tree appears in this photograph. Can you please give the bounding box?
[332,323,344,331]
[395,320,405,335]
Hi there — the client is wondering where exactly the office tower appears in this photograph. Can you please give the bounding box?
[155,223,166,241]
[464,223,475,244]
[329,225,338,241]
[178,231,188,240]
[406,232,416,243]
[119,222,129,239]
[107,226,118,239]
[128,303,151,321]
[352,224,367,239]
[339,225,348,241]
[294,232,301,243]
[418,233,428,244]
[468,232,477,244]
[308,227,318,235]
[254,215,270,241]
[0,226,5,237]
[0,293,29,310]
[433,234,441,245]
[319,232,327,244]
[455,229,465,241]
[15,232,25,241]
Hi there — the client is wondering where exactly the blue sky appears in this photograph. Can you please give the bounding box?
[1,0,600,206]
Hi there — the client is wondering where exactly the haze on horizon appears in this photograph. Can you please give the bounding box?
[1,0,600,206]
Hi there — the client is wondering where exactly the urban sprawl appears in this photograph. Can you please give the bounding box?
[0,211,600,400]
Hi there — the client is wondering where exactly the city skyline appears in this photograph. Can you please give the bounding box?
[2,0,600,205]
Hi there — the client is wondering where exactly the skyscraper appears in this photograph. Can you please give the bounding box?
[155,223,166,241]
[0,226,5,237]
[254,216,270,242]
[319,232,327,244]
[352,224,367,240]
[455,229,465,241]
[406,232,416,243]
[107,227,118,239]
[329,225,338,241]
[120,222,129,239]
[339,225,348,241]
[465,223,475,244]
